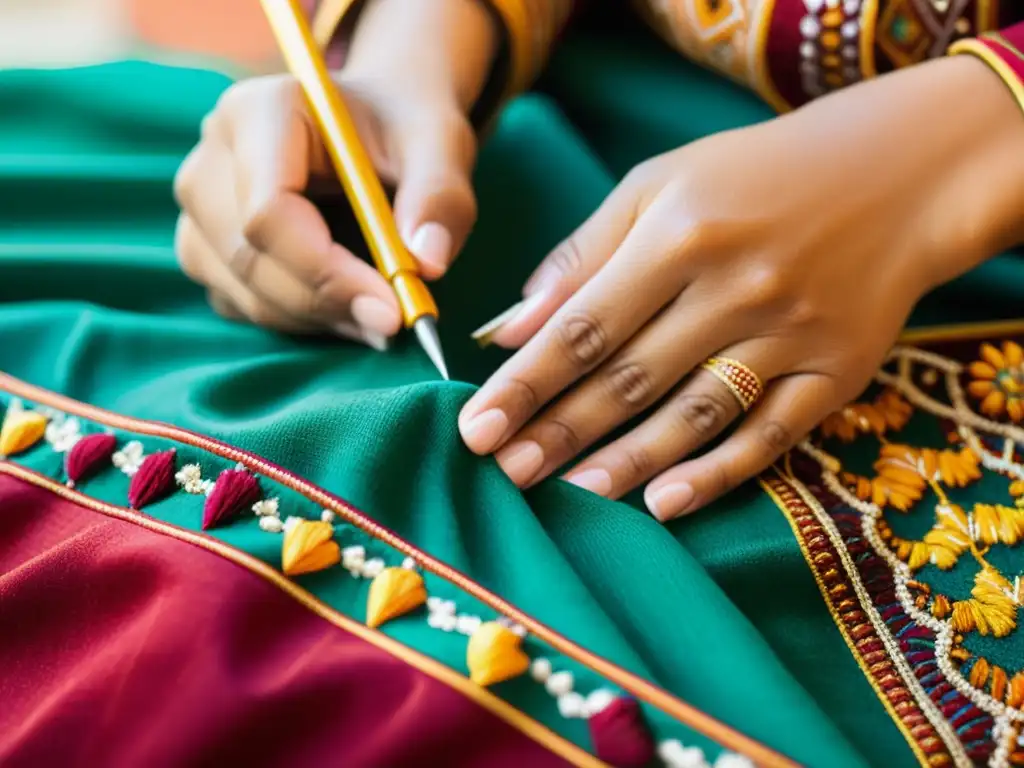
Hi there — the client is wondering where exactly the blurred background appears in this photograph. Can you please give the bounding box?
[0,0,280,71]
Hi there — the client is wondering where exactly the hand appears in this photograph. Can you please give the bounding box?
[173,72,477,347]
[459,56,1024,521]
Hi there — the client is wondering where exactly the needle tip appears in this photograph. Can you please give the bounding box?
[413,317,449,380]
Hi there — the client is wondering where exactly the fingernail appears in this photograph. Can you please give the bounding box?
[461,408,509,453]
[644,482,695,522]
[566,468,612,497]
[351,295,400,336]
[470,291,546,348]
[409,222,452,273]
[361,329,390,352]
[497,441,545,487]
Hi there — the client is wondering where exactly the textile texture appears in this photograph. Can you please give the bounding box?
[2,25,1024,767]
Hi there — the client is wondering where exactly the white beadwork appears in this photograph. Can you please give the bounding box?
[259,516,284,533]
[530,657,553,683]
[714,754,755,768]
[545,670,574,697]
[658,740,709,768]
[282,516,303,535]
[583,689,617,718]
[401,556,418,570]
[426,596,455,615]
[455,615,481,636]
[44,416,81,453]
[556,692,586,719]
[320,509,336,523]
[799,16,820,37]
[361,558,385,579]
[341,545,366,572]
[112,440,145,476]
[426,611,457,632]
[175,463,213,495]
[253,498,280,518]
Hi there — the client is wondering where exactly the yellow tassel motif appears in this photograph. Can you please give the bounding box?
[466,621,530,686]
[365,567,427,628]
[282,520,340,576]
[0,409,47,457]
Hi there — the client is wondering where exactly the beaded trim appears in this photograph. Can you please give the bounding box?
[701,357,764,411]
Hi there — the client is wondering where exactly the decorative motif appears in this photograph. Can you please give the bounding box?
[202,468,261,530]
[281,519,341,576]
[797,0,868,98]
[588,697,656,768]
[127,449,177,509]
[365,566,428,628]
[466,621,531,686]
[44,416,82,453]
[0,407,47,458]
[175,463,214,495]
[64,433,117,487]
[968,341,1024,422]
[112,440,145,477]
[876,0,977,69]
[768,339,1024,766]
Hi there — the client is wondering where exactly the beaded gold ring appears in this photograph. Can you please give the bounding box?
[700,357,764,412]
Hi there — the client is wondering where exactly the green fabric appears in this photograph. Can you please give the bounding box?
[8,26,1018,767]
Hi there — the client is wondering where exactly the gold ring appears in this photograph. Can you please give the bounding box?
[701,357,764,412]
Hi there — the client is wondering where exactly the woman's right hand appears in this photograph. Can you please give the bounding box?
[173,72,478,348]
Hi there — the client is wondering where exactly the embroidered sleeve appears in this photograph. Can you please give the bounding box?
[948,22,1024,115]
[310,0,576,126]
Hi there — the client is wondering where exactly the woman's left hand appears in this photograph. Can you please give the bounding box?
[458,55,1024,521]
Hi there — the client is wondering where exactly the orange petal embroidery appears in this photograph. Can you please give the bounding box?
[968,361,998,380]
[365,567,427,628]
[467,621,530,686]
[1005,340,1024,367]
[0,409,47,457]
[981,390,1007,417]
[282,520,340,576]
[980,342,1007,369]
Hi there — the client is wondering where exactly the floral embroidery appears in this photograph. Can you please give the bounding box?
[968,341,1024,422]
[770,338,1024,767]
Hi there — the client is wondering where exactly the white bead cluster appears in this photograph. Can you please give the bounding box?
[797,0,863,99]
[528,659,616,720]
[112,440,145,476]
[175,463,215,495]
[252,497,284,532]
[425,597,484,636]
[44,415,82,453]
[657,739,756,768]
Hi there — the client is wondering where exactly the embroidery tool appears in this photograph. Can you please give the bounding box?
[259,0,449,380]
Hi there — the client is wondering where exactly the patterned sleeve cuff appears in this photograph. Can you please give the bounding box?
[948,24,1024,115]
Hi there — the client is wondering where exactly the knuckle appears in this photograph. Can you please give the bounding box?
[605,362,655,410]
[172,149,202,210]
[548,238,583,282]
[736,264,789,310]
[621,442,654,483]
[707,459,734,498]
[556,312,607,368]
[623,158,659,188]
[541,418,583,457]
[673,391,732,441]
[504,376,541,421]
[174,217,205,284]
[759,419,795,454]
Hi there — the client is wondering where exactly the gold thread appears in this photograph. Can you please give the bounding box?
[759,472,937,767]
[0,373,797,768]
[948,39,1024,115]
[0,461,607,768]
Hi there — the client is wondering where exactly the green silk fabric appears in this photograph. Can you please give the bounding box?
[5,25,1018,767]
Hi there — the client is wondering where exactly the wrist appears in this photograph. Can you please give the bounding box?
[901,56,1024,288]
[340,0,500,117]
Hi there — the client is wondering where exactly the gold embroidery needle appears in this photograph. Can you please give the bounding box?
[259,0,449,380]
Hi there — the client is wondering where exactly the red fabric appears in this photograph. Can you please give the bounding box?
[0,474,572,768]
[980,22,1024,84]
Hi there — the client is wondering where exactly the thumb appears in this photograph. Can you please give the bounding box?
[392,116,478,280]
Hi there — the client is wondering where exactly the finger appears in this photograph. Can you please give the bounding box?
[393,115,478,279]
[207,290,244,320]
[180,134,401,336]
[460,193,692,456]
[479,177,642,350]
[174,214,317,334]
[560,342,780,499]
[490,283,751,487]
[643,373,837,521]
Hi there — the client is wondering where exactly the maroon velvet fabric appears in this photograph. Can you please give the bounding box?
[0,474,573,768]
[981,23,1024,84]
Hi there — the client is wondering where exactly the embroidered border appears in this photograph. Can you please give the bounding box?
[0,374,794,768]
[0,460,605,768]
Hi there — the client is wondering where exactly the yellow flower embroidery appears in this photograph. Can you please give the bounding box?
[950,567,1019,638]
[967,341,1024,422]
[820,389,912,443]
[843,444,980,513]
[972,504,1024,547]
